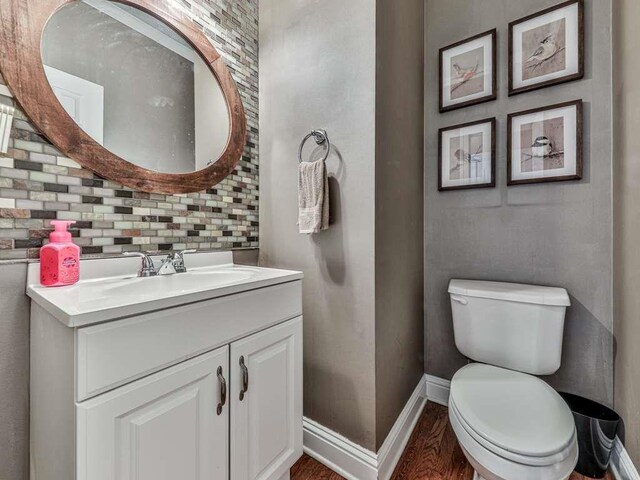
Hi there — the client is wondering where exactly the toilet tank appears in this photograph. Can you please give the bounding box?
[448,280,571,375]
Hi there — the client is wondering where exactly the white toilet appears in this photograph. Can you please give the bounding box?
[447,280,579,480]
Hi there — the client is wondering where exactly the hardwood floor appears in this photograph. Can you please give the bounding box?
[390,402,472,479]
[291,402,614,480]
[290,454,346,480]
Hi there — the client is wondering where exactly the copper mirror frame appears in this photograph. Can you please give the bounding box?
[0,0,247,194]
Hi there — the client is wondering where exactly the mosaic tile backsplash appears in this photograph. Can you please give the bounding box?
[0,0,259,261]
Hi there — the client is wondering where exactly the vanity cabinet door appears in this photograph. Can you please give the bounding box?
[230,317,303,480]
[77,346,230,480]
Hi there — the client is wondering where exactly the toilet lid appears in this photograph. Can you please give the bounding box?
[449,364,576,459]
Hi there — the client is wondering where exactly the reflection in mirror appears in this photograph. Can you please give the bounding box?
[41,0,230,174]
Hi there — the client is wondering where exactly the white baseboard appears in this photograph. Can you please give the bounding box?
[611,436,640,480]
[423,373,640,480]
[377,376,428,480]
[425,374,450,406]
[303,375,427,480]
[303,418,378,480]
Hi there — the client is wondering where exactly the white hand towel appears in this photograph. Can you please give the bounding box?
[298,159,329,234]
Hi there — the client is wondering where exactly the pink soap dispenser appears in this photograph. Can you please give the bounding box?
[40,220,80,287]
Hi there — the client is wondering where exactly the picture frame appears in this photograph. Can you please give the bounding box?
[507,100,583,185]
[439,29,497,113]
[439,117,496,191]
[509,0,584,96]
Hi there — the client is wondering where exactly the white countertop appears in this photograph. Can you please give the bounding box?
[26,251,303,327]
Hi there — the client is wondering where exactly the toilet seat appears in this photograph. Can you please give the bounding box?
[449,364,578,480]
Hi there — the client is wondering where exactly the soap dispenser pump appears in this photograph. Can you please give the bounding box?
[40,220,80,287]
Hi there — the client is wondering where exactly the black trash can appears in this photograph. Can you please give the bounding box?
[559,392,620,478]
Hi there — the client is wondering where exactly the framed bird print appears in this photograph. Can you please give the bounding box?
[439,117,496,191]
[439,29,497,113]
[508,100,583,185]
[509,0,584,96]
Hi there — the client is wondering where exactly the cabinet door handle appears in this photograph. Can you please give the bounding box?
[217,366,227,415]
[239,356,249,401]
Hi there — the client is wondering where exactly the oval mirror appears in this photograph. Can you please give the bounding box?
[0,0,246,193]
[43,0,231,175]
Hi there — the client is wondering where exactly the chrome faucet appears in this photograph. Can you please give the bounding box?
[158,249,196,275]
[124,251,158,277]
[125,249,197,277]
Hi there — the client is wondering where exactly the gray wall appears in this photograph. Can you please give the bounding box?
[259,0,378,450]
[613,0,640,466]
[260,0,425,451]
[374,0,425,449]
[0,263,30,480]
[425,0,614,406]
[42,2,197,173]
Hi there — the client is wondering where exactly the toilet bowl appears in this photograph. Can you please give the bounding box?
[448,280,576,480]
[449,364,578,480]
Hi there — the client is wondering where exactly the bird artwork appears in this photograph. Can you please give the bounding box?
[451,62,481,93]
[450,143,483,176]
[526,33,565,71]
[521,135,564,165]
[530,136,553,158]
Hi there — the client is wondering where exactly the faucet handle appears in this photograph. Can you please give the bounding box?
[124,251,158,277]
[172,249,197,273]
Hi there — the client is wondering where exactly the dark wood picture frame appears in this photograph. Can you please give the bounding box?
[439,29,497,113]
[507,99,583,186]
[508,0,584,96]
[438,117,497,192]
[0,0,247,194]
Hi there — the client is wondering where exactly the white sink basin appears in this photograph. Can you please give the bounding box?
[27,252,303,327]
[103,268,256,298]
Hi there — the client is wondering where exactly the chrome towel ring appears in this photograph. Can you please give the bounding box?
[298,129,330,164]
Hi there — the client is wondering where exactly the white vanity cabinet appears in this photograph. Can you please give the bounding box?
[78,346,231,480]
[27,253,303,480]
[231,319,303,480]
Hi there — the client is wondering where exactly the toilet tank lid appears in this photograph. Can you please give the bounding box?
[448,280,571,307]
